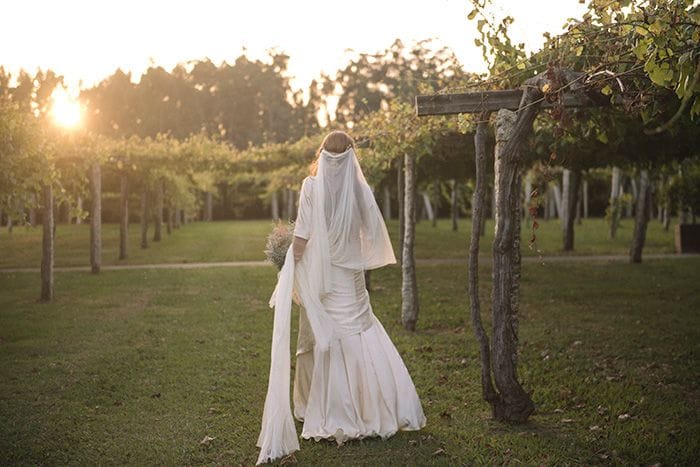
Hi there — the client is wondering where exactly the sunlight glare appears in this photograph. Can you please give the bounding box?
[50,87,82,129]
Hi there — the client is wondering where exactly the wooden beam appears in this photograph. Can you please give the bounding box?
[415,89,602,116]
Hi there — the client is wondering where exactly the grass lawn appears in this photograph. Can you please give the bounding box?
[0,217,677,269]
[1,258,698,464]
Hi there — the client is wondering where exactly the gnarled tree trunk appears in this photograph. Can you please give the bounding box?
[90,163,101,274]
[491,108,534,422]
[401,152,418,332]
[469,114,498,406]
[41,184,54,302]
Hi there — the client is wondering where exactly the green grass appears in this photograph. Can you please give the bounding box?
[387,216,677,259]
[1,258,699,464]
[0,221,272,268]
[0,217,677,269]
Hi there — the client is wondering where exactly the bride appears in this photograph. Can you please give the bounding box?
[257,131,426,464]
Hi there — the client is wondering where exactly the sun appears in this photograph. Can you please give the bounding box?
[50,87,82,129]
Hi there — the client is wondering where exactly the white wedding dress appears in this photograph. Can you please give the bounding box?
[256,148,426,464]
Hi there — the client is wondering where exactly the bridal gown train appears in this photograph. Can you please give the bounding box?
[292,264,426,443]
[256,148,425,465]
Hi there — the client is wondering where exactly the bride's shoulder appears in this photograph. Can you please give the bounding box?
[300,176,315,197]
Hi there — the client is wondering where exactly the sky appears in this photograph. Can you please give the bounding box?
[2,0,588,98]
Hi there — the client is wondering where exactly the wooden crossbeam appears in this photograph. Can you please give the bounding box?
[415,89,602,116]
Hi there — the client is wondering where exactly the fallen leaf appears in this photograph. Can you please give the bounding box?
[432,448,446,456]
[199,435,216,445]
[618,413,631,421]
[280,453,297,465]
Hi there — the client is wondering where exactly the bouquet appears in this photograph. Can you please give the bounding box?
[264,221,294,270]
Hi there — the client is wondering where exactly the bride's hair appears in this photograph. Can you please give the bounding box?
[310,130,355,176]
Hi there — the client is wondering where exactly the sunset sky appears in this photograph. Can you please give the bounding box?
[3,0,587,98]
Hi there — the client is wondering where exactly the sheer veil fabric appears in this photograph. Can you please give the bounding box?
[256,148,426,465]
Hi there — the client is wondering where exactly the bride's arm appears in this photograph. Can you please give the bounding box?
[292,177,313,263]
[293,236,307,262]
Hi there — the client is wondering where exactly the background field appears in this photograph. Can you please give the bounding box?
[1,220,698,464]
[0,217,678,269]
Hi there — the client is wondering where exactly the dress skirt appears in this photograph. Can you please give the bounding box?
[292,265,426,444]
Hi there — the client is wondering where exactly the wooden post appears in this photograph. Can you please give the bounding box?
[76,196,83,224]
[397,158,405,262]
[205,191,213,221]
[119,172,129,260]
[561,169,571,232]
[40,184,54,302]
[165,206,172,235]
[551,181,562,219]
[451,179,458,231]
[29,193,37,227]
[286,188,294,221]
[609,166,622,238]
[271,190,280,220]
[153,178,164,242]
[523,172,533,220]
[575,183,582,225]
[90,163,101,274]
[582,178,589,219]
[562,169,581,251]
[383,185,392,220]
[628,178,638,218]
[422,192,435,226]
[630,170,651,263]
[401,152,418,332]
[140,184,149,249]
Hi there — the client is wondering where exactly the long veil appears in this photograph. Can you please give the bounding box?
[305,147,396,298]
[256,147,395,465]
